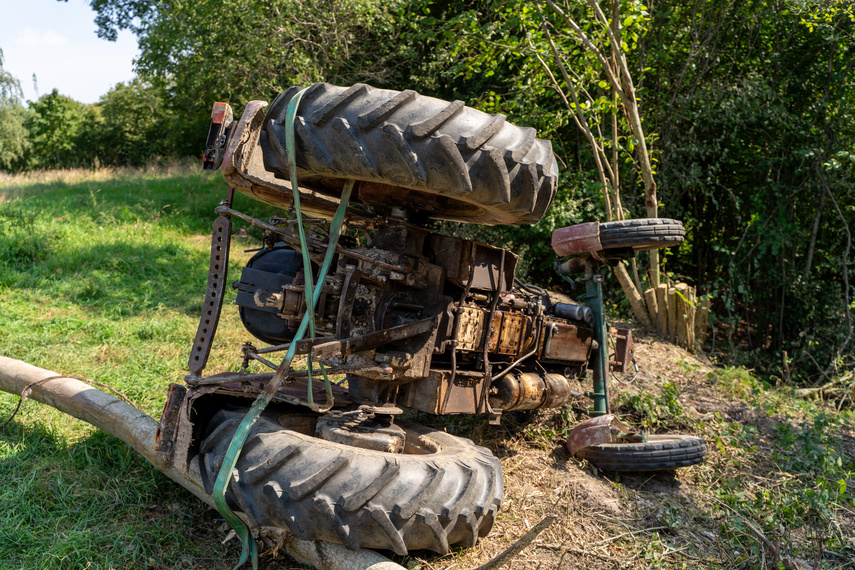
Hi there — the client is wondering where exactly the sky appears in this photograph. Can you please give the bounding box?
[0,0,139,105]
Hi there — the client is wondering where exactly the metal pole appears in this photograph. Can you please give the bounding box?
[583,259,610,415]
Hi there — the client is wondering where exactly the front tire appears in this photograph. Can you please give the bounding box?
[598,218,685,251]
[576,434,706,471]
[197,409,503,555]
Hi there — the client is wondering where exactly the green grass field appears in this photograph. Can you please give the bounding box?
[0,164,290,569]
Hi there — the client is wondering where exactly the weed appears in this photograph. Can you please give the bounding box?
[709,366,763,400]
[618,381,684,429]
[0,164,277,569]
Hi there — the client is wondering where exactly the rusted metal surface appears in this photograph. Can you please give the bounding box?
[335,267,361,338]
[610,328,634,373]
[554,256,589,277]
[566,414,642,456]
[203,102,233,171]
[453,306,533,357]
[316,410,405,453]
[398,369,488,414]
[184,372,352,408]
[220,100,346,220]
[314,317,436,360]
[489,372,574,411]
[154,383,186,459]
[551,221,602,256]
[541,319,595,363]
[428,235,517,291]
[188,214,231,378]
[214,205,411,273]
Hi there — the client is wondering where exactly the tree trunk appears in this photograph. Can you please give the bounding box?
[0,356,405,570]
[614,262,653,329]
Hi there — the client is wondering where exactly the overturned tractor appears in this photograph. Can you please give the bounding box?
[154,83,707,561]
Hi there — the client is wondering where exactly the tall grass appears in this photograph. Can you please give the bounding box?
[0,164,289,569]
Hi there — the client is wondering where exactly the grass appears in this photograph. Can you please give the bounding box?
[0,164,284,569]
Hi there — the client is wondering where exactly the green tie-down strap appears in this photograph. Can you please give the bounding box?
[211,87,353,569]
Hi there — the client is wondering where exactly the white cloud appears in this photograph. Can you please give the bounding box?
[16,27,70,47]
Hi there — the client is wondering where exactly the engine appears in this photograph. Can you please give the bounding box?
[233,218,596,422]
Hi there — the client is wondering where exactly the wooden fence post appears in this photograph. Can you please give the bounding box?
[667,287,677,342]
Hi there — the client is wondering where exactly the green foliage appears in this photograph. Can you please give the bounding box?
[709,366,765,401]
[715,412,853,551]
[0,167,273,568]
[25,89,96,170]
[0,102,30,171]
[646,0,855,382]
[618,381,684,429]
[0,49,30,170]
[96,78,174,166]
[90,0,409,156]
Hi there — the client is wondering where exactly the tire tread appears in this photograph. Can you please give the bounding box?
[198,410,501,554]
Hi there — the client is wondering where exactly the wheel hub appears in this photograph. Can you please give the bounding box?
[315,406,406,453]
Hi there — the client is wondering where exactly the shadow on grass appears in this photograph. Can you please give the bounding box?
[2,238,223,319]
[0,418,242,570]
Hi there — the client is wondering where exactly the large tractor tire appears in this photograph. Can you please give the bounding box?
[198,409,503,555]
[259,83,558,226]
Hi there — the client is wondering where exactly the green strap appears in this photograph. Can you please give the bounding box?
[211,88,352,569]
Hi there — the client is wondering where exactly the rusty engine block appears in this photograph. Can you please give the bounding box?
[227,210,595,423]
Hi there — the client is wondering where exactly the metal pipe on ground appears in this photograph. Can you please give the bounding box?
[0,356,405,570]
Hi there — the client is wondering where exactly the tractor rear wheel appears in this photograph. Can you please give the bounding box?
[197,408,503,555]
[259,83,558,226]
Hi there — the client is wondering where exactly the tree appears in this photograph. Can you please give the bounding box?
[540,0,660,328]
[96,78,172,166]
[643,0,854,382]
[26,89,96,169]
[0,48,30,171]
[403,0,664,328]
[88,0,409,156]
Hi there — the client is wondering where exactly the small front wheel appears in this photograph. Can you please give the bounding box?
[598,218,685,251]
[576,434,706,471]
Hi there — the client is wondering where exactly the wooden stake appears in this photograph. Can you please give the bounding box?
[667,287,677,342]
[655,284,668,335]
[675,283,690,349]
[687,286,696,351]
[644,287,658,328]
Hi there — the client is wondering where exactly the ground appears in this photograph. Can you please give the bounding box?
[193,328,854,570]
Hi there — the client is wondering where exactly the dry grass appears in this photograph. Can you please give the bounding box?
[0,158,199,193]
[374,331,855,570]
